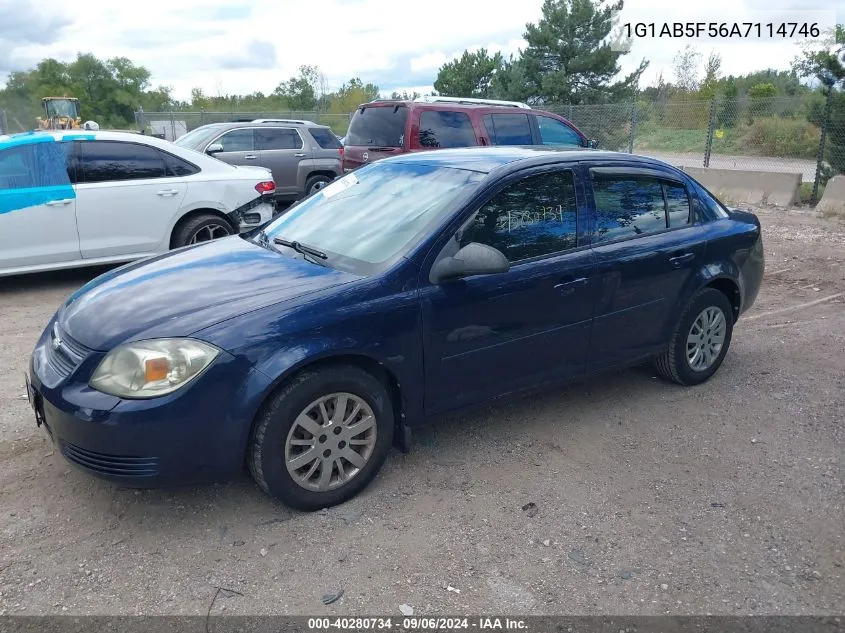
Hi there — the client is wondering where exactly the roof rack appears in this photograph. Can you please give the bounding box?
[251,118,316,125]
[412,95,531,109]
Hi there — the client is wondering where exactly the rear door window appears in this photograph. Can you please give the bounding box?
[79,141,167,183]
[590,173,693,242]
[346,106,408,147]
[665,183,691,227]
[535,115,583,146]
[308,127,342,149]
[255,128,302,150]
[418,111,477,148]
[482,114,533,145]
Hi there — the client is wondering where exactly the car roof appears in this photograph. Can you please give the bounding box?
[194,120,330,131]
[0,129,190,151]
[382,146,678,175]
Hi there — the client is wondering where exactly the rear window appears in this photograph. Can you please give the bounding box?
[418,111,477,148]
[308,127,342,149]
[346,105,408,148]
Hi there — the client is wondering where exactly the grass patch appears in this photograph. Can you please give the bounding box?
[633,117,821,159]
[799,182,824,205]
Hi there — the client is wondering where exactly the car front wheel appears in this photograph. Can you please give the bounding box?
[654,287,735,386]
[248,365,394,510]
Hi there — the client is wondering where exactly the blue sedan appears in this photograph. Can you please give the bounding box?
[27,147,765,510]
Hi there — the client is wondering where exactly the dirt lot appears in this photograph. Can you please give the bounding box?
[0,207,843,617]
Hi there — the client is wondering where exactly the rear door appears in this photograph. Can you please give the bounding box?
[209,128,259,169]
[413,110,479,150]
[0,139,80,270]
[74,140,188,258]
[481,113,534,146]
[343,104,408,170]
[255,127,305,196]
[585,166,708,371]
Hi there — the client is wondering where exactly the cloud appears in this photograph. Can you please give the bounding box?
[0,0,830,101]
[0,1,73,72]
[209,5,252,19]
[218,40,277,70]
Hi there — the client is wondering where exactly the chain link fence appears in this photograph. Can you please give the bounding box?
[554,95,843,203]
[135,94,844,205]
[134,109,351,140]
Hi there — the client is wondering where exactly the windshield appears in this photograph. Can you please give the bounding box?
[46,100,78,118]
[173,125,226,150]
[345,105,408,147]
[260,161,484,272]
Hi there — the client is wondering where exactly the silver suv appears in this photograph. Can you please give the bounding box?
[174,119,343,200]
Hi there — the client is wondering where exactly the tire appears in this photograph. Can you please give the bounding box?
[248,365,394,510]
[654,287,734,386]
[304,174,333,197]
[172,213,234,248]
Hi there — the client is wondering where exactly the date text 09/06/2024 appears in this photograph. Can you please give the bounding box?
[307,617,528,630]
[622,22,821,39]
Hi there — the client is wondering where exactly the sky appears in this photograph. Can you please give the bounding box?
[0,0,841,102]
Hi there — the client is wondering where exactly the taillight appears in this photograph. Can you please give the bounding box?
[338,147,344,159]
[255,181,275,194]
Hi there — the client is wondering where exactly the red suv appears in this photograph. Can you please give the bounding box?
[342,96,595,171]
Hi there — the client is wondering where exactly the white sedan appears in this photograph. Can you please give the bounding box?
[0,130,277,277]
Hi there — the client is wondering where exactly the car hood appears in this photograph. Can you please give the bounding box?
[59,236,359,351]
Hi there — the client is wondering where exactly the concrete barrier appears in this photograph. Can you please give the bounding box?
[816,175,845,217]
[679,166,801,207]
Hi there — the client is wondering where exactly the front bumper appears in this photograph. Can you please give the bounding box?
[28,320,270,488]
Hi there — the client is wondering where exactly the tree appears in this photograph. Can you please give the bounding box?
[717,79,739,128]
[792,24,845,180]
[328,77,380,114]
[389,90,422,100]
[673,45,702,93]
[747,82,778,120]
[513,0,648,104]
[699,51,722,98]
[273,65,324,111]
[433,48,503,98]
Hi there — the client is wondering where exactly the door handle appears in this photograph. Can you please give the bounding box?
[554,277,588,296]
[294,153,306,157]
[244,154,258,160]
[669,252,695,267]
[156,189,179,196]
[45,199,73,206]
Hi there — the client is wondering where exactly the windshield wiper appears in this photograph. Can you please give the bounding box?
[273,237,328,261]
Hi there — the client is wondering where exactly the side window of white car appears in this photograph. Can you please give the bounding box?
[0,142,76,189]
[79,141,167,183]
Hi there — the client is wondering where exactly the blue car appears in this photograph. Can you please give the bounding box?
[27,147,765,510]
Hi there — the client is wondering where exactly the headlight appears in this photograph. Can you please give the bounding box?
[89,338,220,399]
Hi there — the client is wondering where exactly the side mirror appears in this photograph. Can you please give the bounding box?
[587,138,599,149]
[206,142,224,155]
[431,242,509,283]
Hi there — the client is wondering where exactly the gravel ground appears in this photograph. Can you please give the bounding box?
[0,207,842,617]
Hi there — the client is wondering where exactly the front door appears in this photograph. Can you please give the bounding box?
[421,168,597,415]
[255,127,306,196]
[585,167,709,371]
[210,128,260,170]
[0,139,80,270]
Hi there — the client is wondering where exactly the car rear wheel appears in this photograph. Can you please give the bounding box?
[304,174,333,197]
[172,213,234,248]
[654,287,734,386]
[247,365,394,510]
